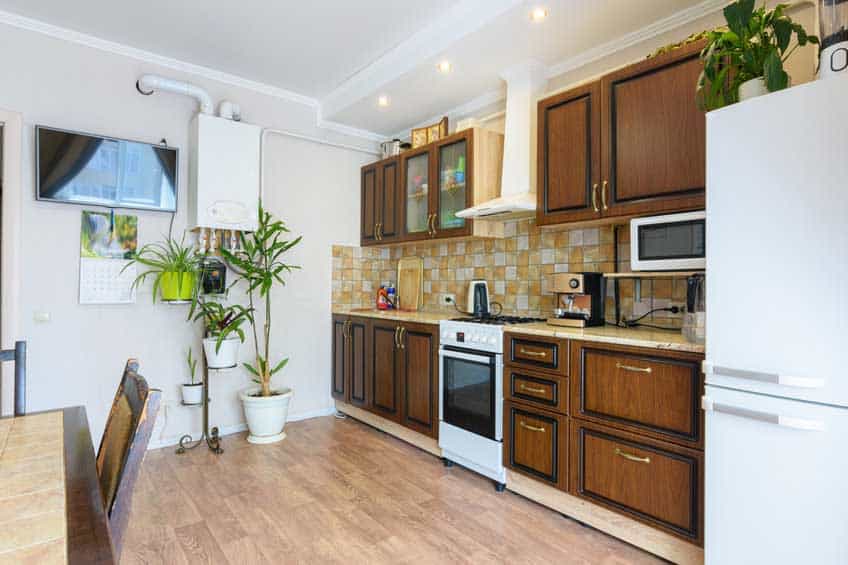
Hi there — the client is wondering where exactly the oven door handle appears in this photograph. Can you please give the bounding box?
[439,349,495,366]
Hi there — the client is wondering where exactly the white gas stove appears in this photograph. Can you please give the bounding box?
[438,315,544,491]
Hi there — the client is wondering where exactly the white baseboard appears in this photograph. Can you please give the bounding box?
[147,405,336,450]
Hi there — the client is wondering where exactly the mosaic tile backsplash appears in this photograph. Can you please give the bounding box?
[332,218,687,326]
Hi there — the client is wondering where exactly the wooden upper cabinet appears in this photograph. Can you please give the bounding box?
[537,81,602,225]
[401,146,432,241]
[360,166,378,245]
[361,157,399,246]
[601,41,706,217]
[431,130,474,239]
[536,41,706,227]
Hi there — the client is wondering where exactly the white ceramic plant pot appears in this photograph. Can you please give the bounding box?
[240,386,293,444]
[738,77,768,102]
[203,336,240,369]
[181,382,203,405]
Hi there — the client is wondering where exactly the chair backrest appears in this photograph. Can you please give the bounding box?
[0,341,26,416]
[96,359,161,559]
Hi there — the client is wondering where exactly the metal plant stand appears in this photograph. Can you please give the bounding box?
[176,356,224,455]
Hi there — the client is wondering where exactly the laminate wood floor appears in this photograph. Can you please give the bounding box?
[122,415,663,564]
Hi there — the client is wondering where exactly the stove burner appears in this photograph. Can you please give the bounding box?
[450,315,546,326]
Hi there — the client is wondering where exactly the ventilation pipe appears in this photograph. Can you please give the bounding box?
[136,74,214,114]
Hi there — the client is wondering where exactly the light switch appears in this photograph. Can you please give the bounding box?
[33,311,51,323]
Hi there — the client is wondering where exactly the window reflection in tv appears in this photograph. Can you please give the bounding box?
[36,126,177,212]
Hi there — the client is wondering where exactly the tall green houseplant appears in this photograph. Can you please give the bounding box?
[222,203,301,397]
[698,0,818,110]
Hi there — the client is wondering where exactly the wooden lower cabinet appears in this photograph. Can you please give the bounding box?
[331,315,368,406]
[504,401,568,490]
[332,317,439,438]
[570,418,704,545]
[571,341,704,449]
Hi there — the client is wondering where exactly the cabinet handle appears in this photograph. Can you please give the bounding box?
[519,383,547,394]
[399,327,406,349]
[519,348,547,358]
[428,214,437,236]
[601,180,609,211]
[343,320,350,339]
[591,183,599,212]
[393,326,400,349]
[615,447,651,464]
[519,421,546,433]
[616,362,652,374]
[378,223,384,240]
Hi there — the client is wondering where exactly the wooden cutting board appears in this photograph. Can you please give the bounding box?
[397,256,423,311]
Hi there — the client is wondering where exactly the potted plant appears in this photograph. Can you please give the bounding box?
[191,300,252,369]
[222,202,302,444]
[697,0,818,110]
[181,348,203,405]
[125,236,201,302]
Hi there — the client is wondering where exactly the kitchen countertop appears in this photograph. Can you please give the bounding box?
[504,322,704,354]
[334,309,704,354]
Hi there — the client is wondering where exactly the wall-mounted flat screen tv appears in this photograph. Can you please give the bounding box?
[36,125,178,212]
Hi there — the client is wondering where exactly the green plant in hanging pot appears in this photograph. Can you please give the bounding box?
[190,299,252,369]
[125,236,201,302]
[697,0,818,111]
[221,202,302,444]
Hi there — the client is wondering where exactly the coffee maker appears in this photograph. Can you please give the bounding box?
[547,272,605,328]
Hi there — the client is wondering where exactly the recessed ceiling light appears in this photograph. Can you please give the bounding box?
[437,61,452,74]
[377,95,390,107]
[530,6,548,22]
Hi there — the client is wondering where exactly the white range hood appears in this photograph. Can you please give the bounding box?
[456,61,548,220]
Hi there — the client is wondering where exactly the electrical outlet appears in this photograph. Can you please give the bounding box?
[441,293,457,305]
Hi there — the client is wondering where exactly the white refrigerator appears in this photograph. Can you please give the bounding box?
[704,76,848,564]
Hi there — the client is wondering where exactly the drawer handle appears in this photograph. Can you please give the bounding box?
[519,348,548,358]
[616,362,652,374]
[615,448,651,464]
[519,421,546,433]
[519,383,547,394]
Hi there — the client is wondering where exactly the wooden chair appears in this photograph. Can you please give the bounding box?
[0,341,26,415]
[96,359,161,559]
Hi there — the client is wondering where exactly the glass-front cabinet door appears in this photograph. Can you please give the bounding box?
[403,149,431,237]
[434,132,472,236]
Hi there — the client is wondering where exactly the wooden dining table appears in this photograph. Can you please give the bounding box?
[0,407,115,564]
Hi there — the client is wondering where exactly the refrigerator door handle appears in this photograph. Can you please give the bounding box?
[702,362,826,389]
[702,397,827,431]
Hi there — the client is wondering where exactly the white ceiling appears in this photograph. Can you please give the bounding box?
[0,0,460,98]
[0,0,718,138]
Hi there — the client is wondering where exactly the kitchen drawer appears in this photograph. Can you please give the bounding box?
[571,341,703,448]
[506,334,568,376]
[504,401,567,490]
[570,419,703,544]
[505,369,568,415]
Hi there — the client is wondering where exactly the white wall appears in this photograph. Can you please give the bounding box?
[0,23,374,445]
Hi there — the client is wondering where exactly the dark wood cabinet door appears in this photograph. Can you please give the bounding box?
[601,41,706,217]
[431,130,473,239]
[504,401,567,490]
[537,82,602,225]
[331,315,348,401]
[571,341,703,448]
[361,165,378,245]
[371,322,401,422]
[379,158,400,241]
[570,419,703,545]
[348,318,369,408]
[400,324,438,438]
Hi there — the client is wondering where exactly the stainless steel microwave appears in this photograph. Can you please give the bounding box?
[630,211,706,271]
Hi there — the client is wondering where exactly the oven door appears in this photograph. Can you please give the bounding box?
[439,346,502,441]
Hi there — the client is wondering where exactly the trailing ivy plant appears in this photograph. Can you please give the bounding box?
[697,0,818,111]
[221,202,302,397]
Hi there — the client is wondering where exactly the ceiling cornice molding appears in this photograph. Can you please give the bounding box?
[546,0,728,78]
[391,0,728,138]
[319,0,524,121]
[317,113,385,143]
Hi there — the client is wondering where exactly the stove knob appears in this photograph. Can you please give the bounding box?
[470,335,479,343]
[488,337,497,345]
